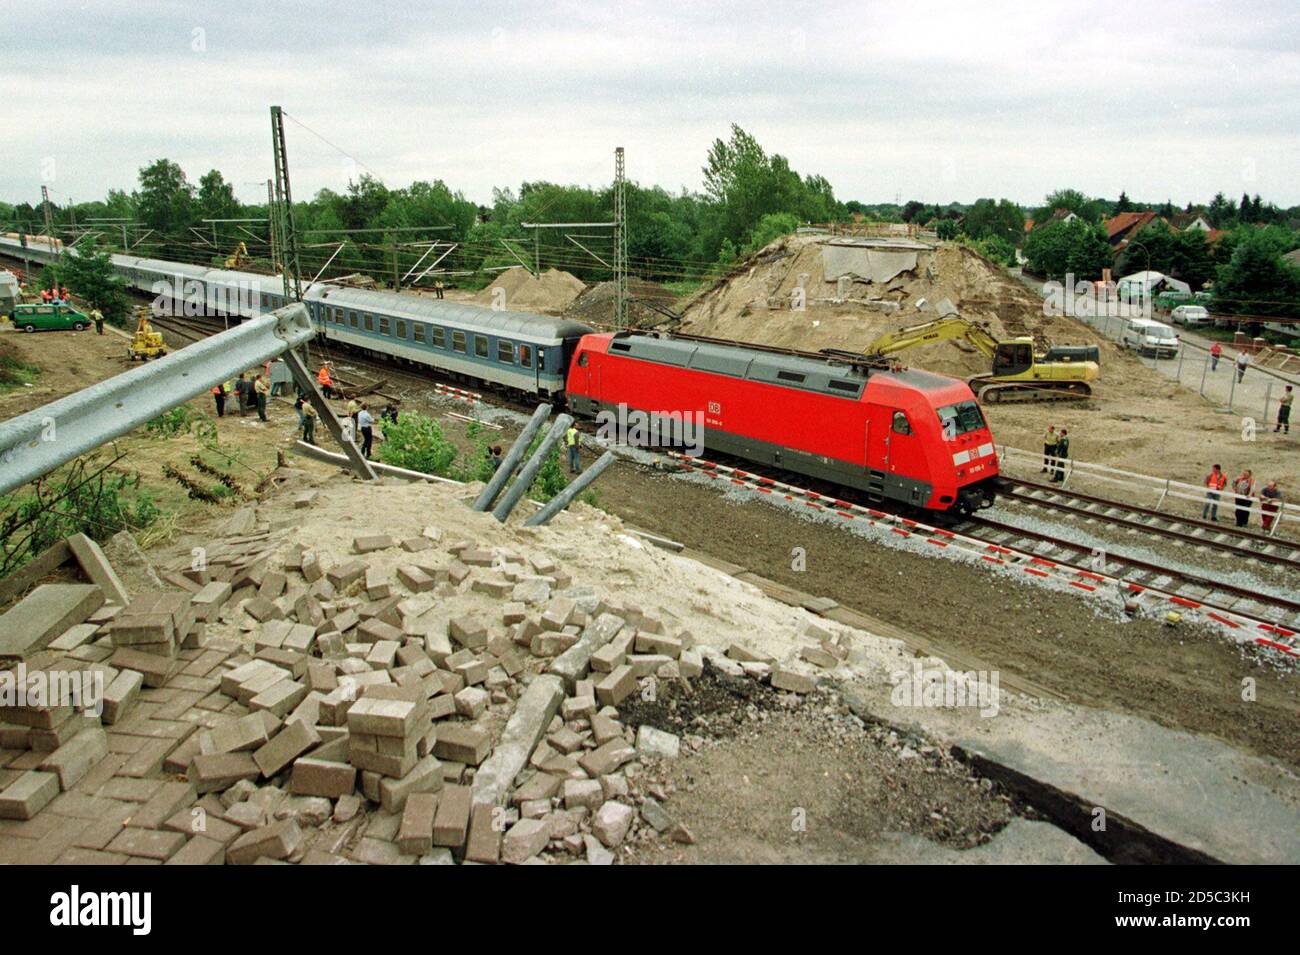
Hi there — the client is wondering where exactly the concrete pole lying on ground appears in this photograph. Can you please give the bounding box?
[524,450,615,526]
[492,413,573,523]
[280,347,377,481]
[473,403,551,512]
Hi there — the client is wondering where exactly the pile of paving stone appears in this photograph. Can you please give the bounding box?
[0,520,826,865]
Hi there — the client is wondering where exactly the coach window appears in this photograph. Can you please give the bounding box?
[364,314,375,332]
[475,336,489,358]
[349,311,359,328]
[431,326,446,348]
[497,341,514,363]
[413,324,426,343]
[379,316,390,335]
[452,330,466,353]
[519,344,532,368]
[891,411,912,435]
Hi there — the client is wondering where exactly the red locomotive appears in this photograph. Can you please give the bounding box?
[566,331,999,514]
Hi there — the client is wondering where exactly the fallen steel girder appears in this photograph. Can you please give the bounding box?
[0,304,316,495]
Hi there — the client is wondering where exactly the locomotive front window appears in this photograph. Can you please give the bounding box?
[937,400,986,437]
[891,411,912,435]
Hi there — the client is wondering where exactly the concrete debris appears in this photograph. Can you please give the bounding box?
[0,486,832,867]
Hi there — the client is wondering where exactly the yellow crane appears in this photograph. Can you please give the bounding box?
[861,316,1099,403]
[127,307,168,361]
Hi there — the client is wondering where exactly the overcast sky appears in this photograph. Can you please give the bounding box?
[4,0,1298,211]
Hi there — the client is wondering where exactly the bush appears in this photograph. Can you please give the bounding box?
[0,454,160,577]
[376,411,459,477]
[147,405,199,437]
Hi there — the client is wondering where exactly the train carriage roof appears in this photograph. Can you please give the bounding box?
[314,286,593,342]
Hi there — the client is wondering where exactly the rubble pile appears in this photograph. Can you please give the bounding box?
[0,515,831,865]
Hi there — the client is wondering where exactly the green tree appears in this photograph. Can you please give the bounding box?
[1023,218,1112,281]
[51,237,129,324]
[1212,231,1300,317]
[197,170,241,223]
[962,198,1024,243]
[1114,191,1133,214]
[1033,188,1106,225]
[136,159,196,237]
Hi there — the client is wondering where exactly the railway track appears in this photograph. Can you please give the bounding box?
[951,512,1300,630]
[998,477,1300,568]
[667,453,1299,651]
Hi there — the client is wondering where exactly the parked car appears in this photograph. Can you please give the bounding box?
[1121,318,1181,358]
[1171,304,1211,327]
[12,303,91,333]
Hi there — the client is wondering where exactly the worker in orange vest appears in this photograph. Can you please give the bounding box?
[317,363,334,398]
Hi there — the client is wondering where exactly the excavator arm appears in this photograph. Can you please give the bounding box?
[865,317,1001,360]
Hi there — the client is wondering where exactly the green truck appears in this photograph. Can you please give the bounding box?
[11,302,92,332]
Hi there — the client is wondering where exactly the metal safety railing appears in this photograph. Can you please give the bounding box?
[998,446,1298,537]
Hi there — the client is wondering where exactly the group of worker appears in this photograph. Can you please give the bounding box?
[210,370,272,422]
[39,285,70,305]
[1202,465,1284,531]
[1040,425,1071,483]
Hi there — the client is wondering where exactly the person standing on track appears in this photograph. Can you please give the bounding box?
[1202,464,1226,521]
[566,423,581,474]
[1232,468,1255,528]
[1276,385,1292,434]
[317,363,335,399]
[234,373,249,416]
[1041,424,1057,474]
[346,397,360,434]
[357,402,375,458]
[1050,429,1069,483]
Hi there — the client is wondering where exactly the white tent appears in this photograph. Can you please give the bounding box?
[1117,270,1192,295]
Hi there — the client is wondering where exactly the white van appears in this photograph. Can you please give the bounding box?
[1122,319,1180,358]
[1171,304,1211,327]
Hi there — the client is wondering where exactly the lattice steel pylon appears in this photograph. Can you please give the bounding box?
[613,146,628,330]
[271,106,304,302]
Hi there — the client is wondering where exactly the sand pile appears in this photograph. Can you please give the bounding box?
[474,267,587,314]
[678,236,1102,379]
[565,279,680,329]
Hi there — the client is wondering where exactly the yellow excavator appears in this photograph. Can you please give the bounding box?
[224,241,251,270]
[857,316,1099,403]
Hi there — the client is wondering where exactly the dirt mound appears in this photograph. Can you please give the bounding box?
[565,278,680,329]
[474,266,586,314]
[677,235,1101,379]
